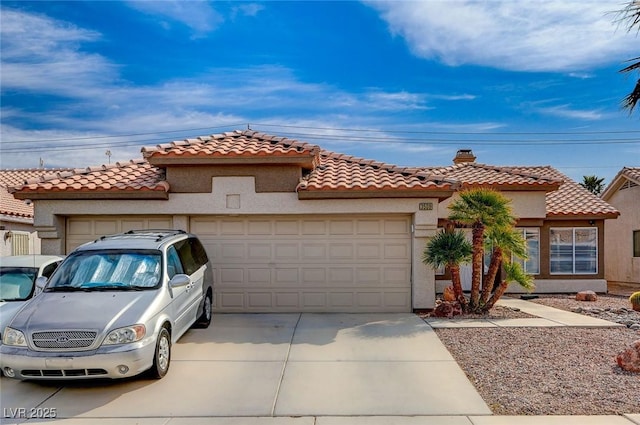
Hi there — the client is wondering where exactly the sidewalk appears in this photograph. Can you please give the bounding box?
[8,414,640,424]
[424,297,627,328]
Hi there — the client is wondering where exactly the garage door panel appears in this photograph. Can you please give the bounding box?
[195,215,411,313]
[66,216,173,253]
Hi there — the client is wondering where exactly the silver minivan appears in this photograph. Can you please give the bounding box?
[0,230,214,380]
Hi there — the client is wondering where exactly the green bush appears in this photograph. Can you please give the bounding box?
[630,291,640,306]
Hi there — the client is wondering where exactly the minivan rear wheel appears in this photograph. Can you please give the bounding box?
[194,290,212,328]
[149,327,171,379]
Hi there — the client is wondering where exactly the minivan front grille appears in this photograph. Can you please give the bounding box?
[31,330,97,349]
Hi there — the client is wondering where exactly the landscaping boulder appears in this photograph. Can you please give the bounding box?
[442,285,456,302]
[576,290,598,302]
[433,301,463,318]
[616,340,640,373]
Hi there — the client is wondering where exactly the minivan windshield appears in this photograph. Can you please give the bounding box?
[0,267,37,301]
[46,250,161,291]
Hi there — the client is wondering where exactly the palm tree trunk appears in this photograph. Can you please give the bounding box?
[484,279,510,311]
[481,247,502,306]
[470,225,484,310]
[450,265,467,308]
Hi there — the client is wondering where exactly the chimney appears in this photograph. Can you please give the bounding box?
[453,149,476,164]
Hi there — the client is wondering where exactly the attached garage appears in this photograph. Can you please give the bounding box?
[191,215,412,312]
[65,214,413,312]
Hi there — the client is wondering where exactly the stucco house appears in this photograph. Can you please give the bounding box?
[8,130,619,312]
[602,167,640,286]
[0,169,71,256]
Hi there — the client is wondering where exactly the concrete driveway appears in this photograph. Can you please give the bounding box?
[0,313,491,421]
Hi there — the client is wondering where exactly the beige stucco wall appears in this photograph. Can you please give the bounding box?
[604,184,640,284]
[32,177,441,309]
[438,191,548,220]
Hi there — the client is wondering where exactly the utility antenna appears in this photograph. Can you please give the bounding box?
[39,158,44,168]
[247,123,251,130]
[105,149,112,164]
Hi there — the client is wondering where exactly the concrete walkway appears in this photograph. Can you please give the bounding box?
[425,297,627,328]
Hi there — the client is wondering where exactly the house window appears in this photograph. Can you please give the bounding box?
[634,230,640,257]
[514,228,540,274]
[550,227,597,274]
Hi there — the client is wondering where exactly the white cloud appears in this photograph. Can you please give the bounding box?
[0,9,117,97]
[535,104,604,120]
[124,0,223,36]
[364,0,638,72]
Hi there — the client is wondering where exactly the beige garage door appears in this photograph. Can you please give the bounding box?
[191,215,412,313]
[66,216,174,253]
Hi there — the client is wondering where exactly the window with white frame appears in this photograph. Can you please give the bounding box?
[550,227,597,274]
[514,228,540,274]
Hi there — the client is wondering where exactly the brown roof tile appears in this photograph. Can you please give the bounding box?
[143,130,321,166]
[5,131,619,218]
[0,169,72,219]
[505,166,619,218]
[620,166,640,184]
[417,162,562,190]
[10,161,168,199]
[297,151,457,195]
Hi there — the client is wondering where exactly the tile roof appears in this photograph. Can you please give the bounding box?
[505,166,619,218]
[9,161,168,200]
[297,151,457,196]
[601,166,640,201]
[417,162,563,190]
[5,131,620,218]
[142,130,320,166]
[620,166,640,184]
[0,169,72,219]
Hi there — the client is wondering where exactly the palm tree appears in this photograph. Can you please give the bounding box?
[580,175,606,195]
[484,262,534,311]
[422,229,472,308]
[448,189,516,311]
[481,227,528,306]
[618,1,640,114]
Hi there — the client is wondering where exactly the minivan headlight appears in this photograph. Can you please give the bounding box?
[102,325,146,345]
[2,327,27,346]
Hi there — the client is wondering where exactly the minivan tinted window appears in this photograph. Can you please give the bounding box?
[174,237,209,275]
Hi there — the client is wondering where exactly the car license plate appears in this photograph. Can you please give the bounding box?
[45,358,74,368]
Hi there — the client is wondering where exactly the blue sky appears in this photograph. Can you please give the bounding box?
[1,1,639,185]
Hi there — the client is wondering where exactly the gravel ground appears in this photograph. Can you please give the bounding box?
[433,295,640,415]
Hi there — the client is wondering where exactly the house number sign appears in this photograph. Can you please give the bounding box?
[419,202,433,211]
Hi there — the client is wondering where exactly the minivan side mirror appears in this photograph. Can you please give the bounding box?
[169,274,191,288]
[34,276,48,296]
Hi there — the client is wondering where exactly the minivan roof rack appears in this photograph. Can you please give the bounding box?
[96,229,187,243]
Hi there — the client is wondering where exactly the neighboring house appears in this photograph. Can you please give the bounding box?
[0,169,71,256]
[8,130,619,312]
[601,167,640,286]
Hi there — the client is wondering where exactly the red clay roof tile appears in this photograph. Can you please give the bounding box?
[5,131,620,218]
[10,161,168,199]
[506,166,619,218]
[298,151,456,194]
[143,130,321,165]
[0,169,72,219]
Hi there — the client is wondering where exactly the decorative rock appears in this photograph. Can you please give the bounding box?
[616,340,640,373]
[443,285,457,302]
[433,301,463,318]
[576,291,598,302]
[631,324,640,331]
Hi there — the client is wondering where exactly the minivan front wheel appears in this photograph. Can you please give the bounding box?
[149,327,171,379]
